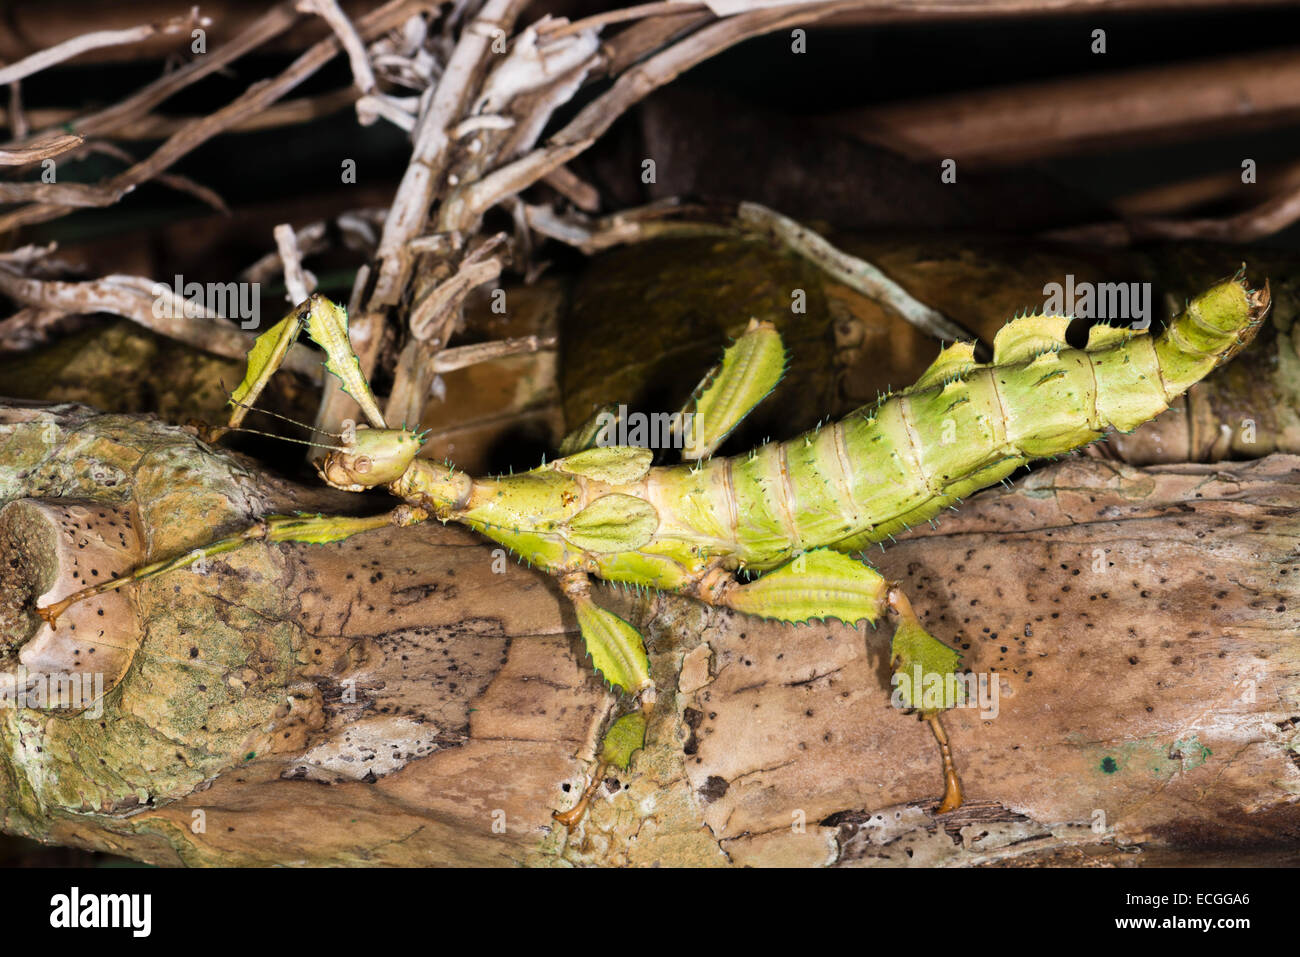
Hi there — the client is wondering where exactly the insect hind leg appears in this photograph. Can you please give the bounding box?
[706,548,889,627]
[696,549,966,814]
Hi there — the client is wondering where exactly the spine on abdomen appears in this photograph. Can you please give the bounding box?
[727,274,1267,566]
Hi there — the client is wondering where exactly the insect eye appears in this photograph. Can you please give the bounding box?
[354,456,373,474]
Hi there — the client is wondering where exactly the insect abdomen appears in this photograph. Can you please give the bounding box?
[827,275,1267,549]
[695,274,1266,563]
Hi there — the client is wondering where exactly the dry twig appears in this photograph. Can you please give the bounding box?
[0,0,420,233]
[1048,182,1300,245]
[0,12,206,86]
[735,202,973,343]
[274,224,316,305]
[408,234,508,343]
[297,0,378,96]
[430,333,556,374]
[0,268,319,378]
[825,46,1300,166]
[2,3,301,148]
[0,134,83,166]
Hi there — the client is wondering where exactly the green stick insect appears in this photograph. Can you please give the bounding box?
[38,269,1270,827]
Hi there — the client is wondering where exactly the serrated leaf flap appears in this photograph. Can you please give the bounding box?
[555,446,653,485]
[572,597,652,695]
[229,313,302,412]
[600,712,647,770]
[1085,323,1141,351]
[563,493,658,553]
[722,549,888,625]
[303,294,387,429]
[992,314,1071,365]
[909,341,978,393]
[891,618,963,715]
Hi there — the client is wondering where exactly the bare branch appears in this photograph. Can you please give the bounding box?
[0,243,58,266]
[735,202,974,343]
[0,141,227,213]
[601,8,714,75]
[321,0,535,439]
[0,181,122,207]
[430,334,556,374]
[296,0,378,97]
[0,268,319,378]
[0,134,83,166]
[0,12,206,86]
[1,90,360,142]
[368,0,535,308]
[0,306,65,351]
[539,2,709,39]
[409,235,508,342]
[274,224,316,305]
[452,114,516,137]
[826,46,1300,167]
[0,0,421,233]
[467,1,863,225]
[7,80,27,140]
[526,197,979,345]
[1048,181,1300,245]
[241,209,388,285]
[3,3,301,149]
[452,137,594,224]
[553,2,865,149]
[523,198,713,254]
[355,92,420,131]
[541,165,601,212]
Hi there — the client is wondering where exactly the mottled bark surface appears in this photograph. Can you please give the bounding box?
[1,404,1297,866]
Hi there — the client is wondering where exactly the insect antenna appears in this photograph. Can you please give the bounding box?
[222,426,348,451]
[226,396,346,438]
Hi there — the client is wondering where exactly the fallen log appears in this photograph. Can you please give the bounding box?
[0,404,1297,866]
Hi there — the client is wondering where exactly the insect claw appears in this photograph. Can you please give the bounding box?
[928,713,964,815]
[552,760,609,832]
[35,603,63,629]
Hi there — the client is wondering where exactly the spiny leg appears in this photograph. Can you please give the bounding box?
[548,318,786,825]
[38,506,429,628]
[886,587,964,815]
[704,547,966,815]
[560,572,655,709]
[552,712,646,831]
[552,573,654,831]
[554,319,786,460]
[678,317,786,461]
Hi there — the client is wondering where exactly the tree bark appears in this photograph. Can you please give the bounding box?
[1,403,1298,866]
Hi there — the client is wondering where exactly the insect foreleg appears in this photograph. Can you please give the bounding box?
[37,506,429,628]
[209,294,388,443]
[551,575,654,832]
